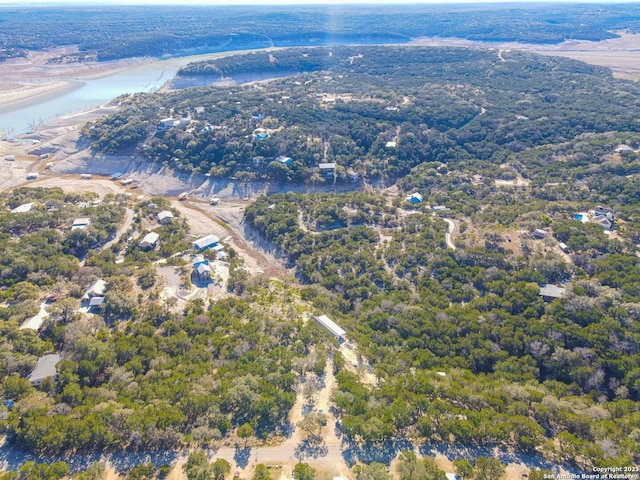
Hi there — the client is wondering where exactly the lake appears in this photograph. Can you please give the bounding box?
[0,50,275,137]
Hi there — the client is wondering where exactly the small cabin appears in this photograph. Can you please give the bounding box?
[140,232,160,251]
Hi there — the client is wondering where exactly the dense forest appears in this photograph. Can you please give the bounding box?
[244,188,640,469]
[1,4,640,61]
[85,46,640,192]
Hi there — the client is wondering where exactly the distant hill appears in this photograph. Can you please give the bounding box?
[1,4,640,61]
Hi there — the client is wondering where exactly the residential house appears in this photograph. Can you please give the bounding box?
[72,217,91,230]
[192,234,220,252]
[406,192,423,204]
[386,141,397,148]
[319,162,336,178]
[140,232,160,251]
[539,284,567,302]
[593,206,614,231]
[157,117,174,131]
[594,215,614,231]
[276,156,293,166]
[28,354,61,386]
[157,210,174,224]
[82,279,106,301]
[193,259,212,282]
[432,205,448,212]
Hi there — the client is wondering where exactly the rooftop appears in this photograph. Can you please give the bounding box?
[539,284,567,299]
[28,354,61,384]
[192,234,220,250]
[313,314,347,339]
[11,202,35,213]
[141,231,160,246]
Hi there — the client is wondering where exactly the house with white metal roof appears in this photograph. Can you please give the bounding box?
[192,234,220,252]
[140,232,160,250]
[72,217,91,230]
[313,315,347,341]
[82,279,106,301]
[157,210,174,224]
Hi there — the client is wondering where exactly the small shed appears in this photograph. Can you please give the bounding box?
[140,232,160,250]
[157,210,174,224]
[386,141,397,148]
[28,354,61,386]
[4,155,15,161]
[26,172,39,180]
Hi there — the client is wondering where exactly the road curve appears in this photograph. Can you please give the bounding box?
[443,218,456,250]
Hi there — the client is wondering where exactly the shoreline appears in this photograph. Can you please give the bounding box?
[0,81,84,114]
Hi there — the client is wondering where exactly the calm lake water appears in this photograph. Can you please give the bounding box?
[0,51,265,137]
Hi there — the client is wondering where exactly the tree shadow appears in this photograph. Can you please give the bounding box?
[233,445,251,468]
[341,437,413,467]
[294,436,328,460]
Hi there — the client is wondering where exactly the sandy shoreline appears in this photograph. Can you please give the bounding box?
[0,81,83,113]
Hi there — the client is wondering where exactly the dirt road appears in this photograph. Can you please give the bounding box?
[443,218,456,250]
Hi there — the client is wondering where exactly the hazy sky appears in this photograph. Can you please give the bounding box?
[6,0,638,5]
